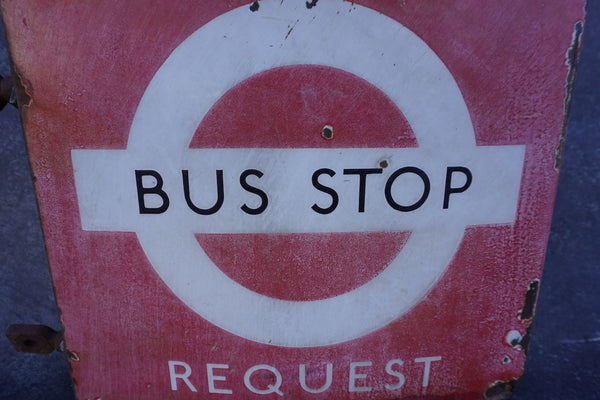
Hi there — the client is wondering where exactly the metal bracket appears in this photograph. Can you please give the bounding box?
[5,324,63,354]
[0,75,17,110]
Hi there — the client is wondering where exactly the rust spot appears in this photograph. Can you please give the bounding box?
[555,20,584,170]
[249,0,259,12]
[379,160,389,168]
[505,325,533,356]
[505,330,522,348]
[520,279,539,321]
[306,0,318,9]
[485,378,520,400]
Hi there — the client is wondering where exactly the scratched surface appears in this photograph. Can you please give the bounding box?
[0,1,597,399]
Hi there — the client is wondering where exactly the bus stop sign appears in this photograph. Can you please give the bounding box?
[1,1,585,399]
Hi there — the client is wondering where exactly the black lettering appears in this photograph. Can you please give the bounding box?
[182,170,224,215]
[240,169,268,215]
[443,166,472,209]
[311,168,339,214]
[343,168,383,212]
[135,170,170,214]
[385,167,430,212]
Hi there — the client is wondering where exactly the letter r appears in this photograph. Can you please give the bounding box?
[168,360,197,392]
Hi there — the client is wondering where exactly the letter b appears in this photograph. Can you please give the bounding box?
[135,170,170,214]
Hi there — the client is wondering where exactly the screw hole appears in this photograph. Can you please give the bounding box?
[321,125,333,140]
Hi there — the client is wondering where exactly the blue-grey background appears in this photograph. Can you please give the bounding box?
[0,3,598,399]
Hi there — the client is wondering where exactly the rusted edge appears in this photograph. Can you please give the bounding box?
[0,9,33,110]
[10,68,32,109]
[485,378,521,400]
[519,279,539,321]
[554,18,584,170]
[1,4,75,369]
[513,279,540,357]
[508,323,534,358]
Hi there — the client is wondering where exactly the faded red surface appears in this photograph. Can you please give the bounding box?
[195,64,414,301]
[0,1,585,399]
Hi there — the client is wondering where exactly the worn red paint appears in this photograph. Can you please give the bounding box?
[0,1,585,399]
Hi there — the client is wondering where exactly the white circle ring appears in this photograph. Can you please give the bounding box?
[128,1,474,347]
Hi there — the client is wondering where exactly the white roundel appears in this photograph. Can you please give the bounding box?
[72,0,525,347]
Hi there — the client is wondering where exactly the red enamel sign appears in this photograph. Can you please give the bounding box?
[1,1,585,399]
